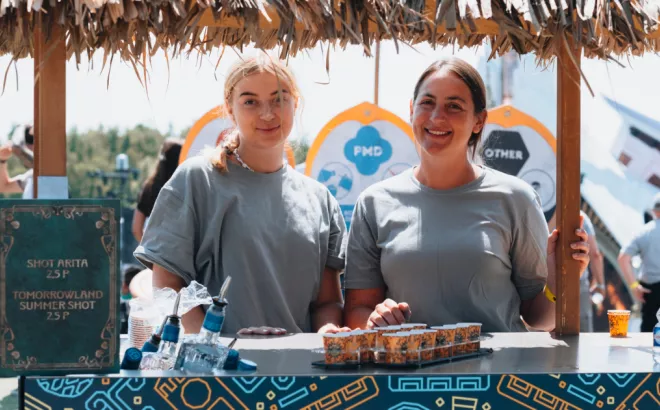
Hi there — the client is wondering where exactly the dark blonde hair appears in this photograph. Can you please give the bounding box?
[209,54,300,172]
[413,58,487,159]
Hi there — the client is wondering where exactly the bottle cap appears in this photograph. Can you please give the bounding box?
[121,348,142,370]
[141,335,161,353]
[212,297,228,307]
[238,359,257,371]
[222,349,240,370]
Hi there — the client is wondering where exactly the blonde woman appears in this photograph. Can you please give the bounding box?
[135,55,349,335]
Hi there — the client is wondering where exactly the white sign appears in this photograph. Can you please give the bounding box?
[306,102,419,227]
[482,105,557,222]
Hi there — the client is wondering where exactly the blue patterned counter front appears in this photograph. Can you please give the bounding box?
[23,372,660,409]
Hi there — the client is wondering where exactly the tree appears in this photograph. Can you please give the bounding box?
[290,137,310,164]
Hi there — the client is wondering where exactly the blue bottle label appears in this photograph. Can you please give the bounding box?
[203,312,225,333]
[162,324,180,343]
[654,327,660,347]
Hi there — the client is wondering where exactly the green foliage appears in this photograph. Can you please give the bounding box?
[290,137,310,165]
[2,125,187,207]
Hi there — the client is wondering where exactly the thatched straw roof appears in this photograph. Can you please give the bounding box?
[1,0,659,64]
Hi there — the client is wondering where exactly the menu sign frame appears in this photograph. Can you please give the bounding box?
[0,200,120,376]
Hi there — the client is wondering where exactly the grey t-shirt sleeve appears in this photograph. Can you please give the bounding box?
[344,196,386,289]
[133,173,197,284]
[511,193,549,301]
[622,231,643,257]
[582,212,595,237]
[326,196,348,271]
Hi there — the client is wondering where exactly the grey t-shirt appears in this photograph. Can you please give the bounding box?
[134,157,347,334]
[344,167,549,332]
[622,219,660,284]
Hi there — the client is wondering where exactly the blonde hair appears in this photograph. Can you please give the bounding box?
[209,54,300,172]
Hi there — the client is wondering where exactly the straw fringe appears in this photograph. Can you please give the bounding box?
[0,0,658,64]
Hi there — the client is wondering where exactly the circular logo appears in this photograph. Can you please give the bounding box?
[317,162,354,200]
[519,169,556,212]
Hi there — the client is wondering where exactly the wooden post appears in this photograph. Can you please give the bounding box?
[33,16,67,198]
[555,39,582,335]
[374,39,380,106]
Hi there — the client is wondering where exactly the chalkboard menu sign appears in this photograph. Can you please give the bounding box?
[0,200,120,376]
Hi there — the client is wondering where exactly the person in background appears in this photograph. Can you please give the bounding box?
[0,124,34,198]
[343,58,590,332]
[120,264,144,334]
[618,193,660,331]
[135,54,349,335]
[132,139,182,243]
[579,210,605,332]
[644,210,654,224]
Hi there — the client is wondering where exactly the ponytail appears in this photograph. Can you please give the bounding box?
[207,129,240,173]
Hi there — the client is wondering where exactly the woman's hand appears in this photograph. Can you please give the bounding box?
[547,217,590,277]
[367,299,411,329]
[237,326,287,336]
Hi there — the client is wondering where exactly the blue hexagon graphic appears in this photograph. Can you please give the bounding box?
[344,125,392,176]
[271,376,296,391]
[389,402,431,410]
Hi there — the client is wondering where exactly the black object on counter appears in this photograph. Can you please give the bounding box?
[121,348,143,370]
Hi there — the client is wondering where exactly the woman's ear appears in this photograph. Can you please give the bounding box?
[473,110,488,134]
[409,99,414,122]
[224,102,236,124]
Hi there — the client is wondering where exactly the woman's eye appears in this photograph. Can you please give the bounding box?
[419,100,433,106]
[243,99,257,106]
[448,103,463,111]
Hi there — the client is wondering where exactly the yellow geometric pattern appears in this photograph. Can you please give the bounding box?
[300,376,379,410]
[452,396,478,410]
[154,377,249,410]
[436,397,445,407]
[497,375,581,410]
[267,390,276,400]
[614,373,660,410]
[24,393,52,410]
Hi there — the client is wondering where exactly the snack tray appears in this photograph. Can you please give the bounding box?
[312,348,494,370]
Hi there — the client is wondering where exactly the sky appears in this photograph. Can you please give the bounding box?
[1,41,660,153]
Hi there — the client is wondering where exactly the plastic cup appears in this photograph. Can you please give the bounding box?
[454,324,470,355]
[360,330,377,363]
[401,323,427,330]
[337,332,359,363]
[412,330,436,361]
[404,332,422,363]
[382,333,408,364]
[607,310,631,338]
[322,334,347,364]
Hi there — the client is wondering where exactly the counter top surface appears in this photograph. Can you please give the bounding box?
[26,333,658,379]
[86,332,659,377]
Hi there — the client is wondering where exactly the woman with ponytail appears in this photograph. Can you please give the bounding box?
[135,54,349,335]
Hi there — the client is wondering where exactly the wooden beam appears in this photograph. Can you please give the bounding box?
[33,20,41,199]
[555,39,582,335]
[195,8,500,35]
[33,17,67,198]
